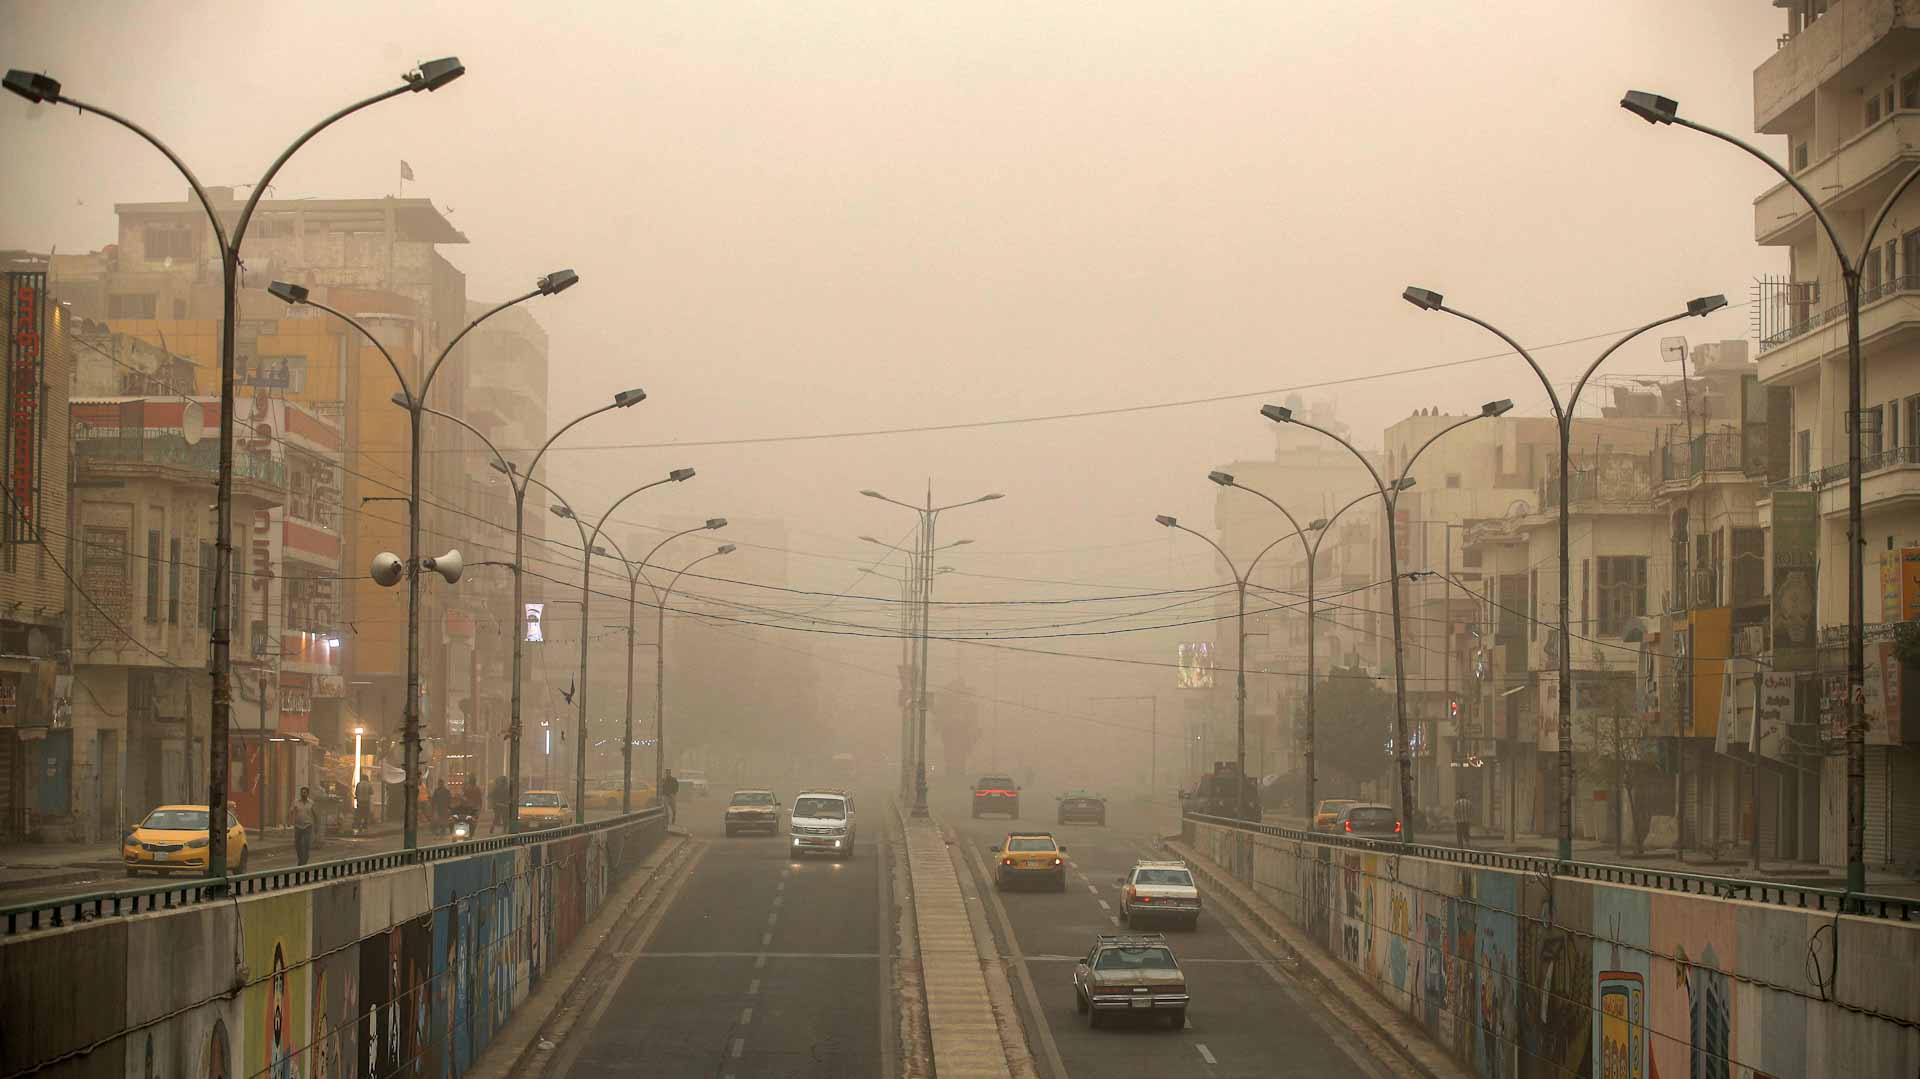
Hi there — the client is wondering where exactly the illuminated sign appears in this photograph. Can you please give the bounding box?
[1176,642,1215,689]
[524,602,544,642]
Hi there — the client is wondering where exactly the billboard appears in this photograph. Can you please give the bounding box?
[1771,491,1818,671]
[524,603,544,643]
[4,271,45,543]
[1176,642,1215,689]
[1880,547,1920,623]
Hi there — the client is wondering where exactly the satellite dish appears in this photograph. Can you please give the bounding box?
[180,400,204,445]
[1660,336,1688,365]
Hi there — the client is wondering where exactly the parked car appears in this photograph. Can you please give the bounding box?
[991,832,1067,891]
[1117,859,1201,929]
[1334,803,1401,837]
[123,804,248,877]
[1056,790,1107,825]
[1073,932,1189,1029]
[971,775,1021,819]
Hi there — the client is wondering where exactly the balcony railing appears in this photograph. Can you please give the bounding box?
[1658,427,1769,484]
[1759,273,1920,353]
[75,432,286,488]
[1774,445,1920,490]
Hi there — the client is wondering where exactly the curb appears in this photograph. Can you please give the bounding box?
[1164,837,1470,1079]
[896,802,1015,1079]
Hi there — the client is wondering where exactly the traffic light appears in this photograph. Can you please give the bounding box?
[1448,696,1461,721]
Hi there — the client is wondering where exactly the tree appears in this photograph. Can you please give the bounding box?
[1311,664,1395,791]
[1571,668,1668,855]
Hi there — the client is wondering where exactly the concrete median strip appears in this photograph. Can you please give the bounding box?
[897,803,1017,1079]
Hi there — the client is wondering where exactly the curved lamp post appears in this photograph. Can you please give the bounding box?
[1263,398,1514,840]
[267,276,617,847]
[861,534,971,798]
[861,487,1003,816]
[1619,91,1920,890]
[555,475,699,821]
[5,57,463,878]
[1403,284,1724,861]
[1209,476,1385,820]
[1153,510,1321,819]
[637,520,730,800]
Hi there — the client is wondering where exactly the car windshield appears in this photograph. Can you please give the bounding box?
[732,792,776,805]
[1095,946,1176,971]
[977,777,1016,789]
[1320,800,1357,813]
[142,809,209,830]
[1134,869,1193,886]
[680,771,706,780]
[520,793,563,808]
[1063,792,1095,800]
[794,797,845,819]
[1348,807,1396,822]
[1007,837,1056,852]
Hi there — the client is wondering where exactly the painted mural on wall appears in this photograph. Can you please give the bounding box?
[0,815,661,1078]
[1202,822,1920,1079]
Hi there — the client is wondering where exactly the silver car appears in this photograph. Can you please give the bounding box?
[1117,860,1201,930]
[1072,933,1189,1029]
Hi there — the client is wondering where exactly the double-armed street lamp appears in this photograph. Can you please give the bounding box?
[1402,283,1725,861]
[551,478,701,822]
[1207,476,1388,820]
[1618,90,1920,891]
[861,534,970,799]
[1262,398,1514,840]
[861,488,1003,816]
[267,276,608,850]
[6,56,464,878]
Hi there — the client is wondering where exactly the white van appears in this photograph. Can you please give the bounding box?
[789,789,855,859]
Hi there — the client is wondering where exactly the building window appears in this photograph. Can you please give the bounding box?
[1865,246,1885,292]
[1905,230,1920,288]
[1865,404,1885,456]
[1909,396,1920,451]
[145,530,161,622]
[1731,528,1765,605]
[1891,399,1901,454]
[1902,70,1920,110]
[1867,94,1882,128]
[1794,429,1812,476]
[1596,557,1648,637]
[1792,141,1809,171]
[167,538,180,624]
[1581,559,1590,635]
[108,293,158,319]
[1446,473,1461,489]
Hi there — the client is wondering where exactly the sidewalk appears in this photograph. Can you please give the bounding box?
[0,819,405,891]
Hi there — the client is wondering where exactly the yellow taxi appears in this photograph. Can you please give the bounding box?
[1313,798,1359,832]
[517,790,572,829]
[991,831,1068,891]
[123,804,249,877]
[584,781,655,812]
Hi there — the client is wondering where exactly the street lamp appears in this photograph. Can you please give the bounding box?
[1619,91,1920,892]
[1210,474,1386,820]
[863,533,972,798]
[638,519,729,803]
[861,487,1003,815]
[1403,283,1724,861]
[1263,398,1512,840]
[267,279,614,848]
[556,474,699,822]
[5,57,463,880]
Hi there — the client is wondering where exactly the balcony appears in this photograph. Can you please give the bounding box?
[1755,0,1920,131]
[1541,453,1654,512]
[1657,427,1769,490]
[1754,112,1920,247]
[1756,273,1920,383]
[75,431,286,489]
[1811,445,1920,518]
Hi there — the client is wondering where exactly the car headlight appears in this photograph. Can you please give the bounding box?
[187,837,210,849]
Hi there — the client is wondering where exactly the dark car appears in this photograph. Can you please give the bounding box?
[1335,803,1401,837]
[972,775,1021,819]
[1056,790,1107,825]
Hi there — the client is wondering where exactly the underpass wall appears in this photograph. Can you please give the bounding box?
[1185,818,1920,1079]
[0,812,661,1077]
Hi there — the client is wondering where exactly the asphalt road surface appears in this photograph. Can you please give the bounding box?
[556,788,890,1079]
[949,791,1401,1079]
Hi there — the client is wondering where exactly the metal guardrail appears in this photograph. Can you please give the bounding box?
[1184,812,1920,922]
[1,806,666,938]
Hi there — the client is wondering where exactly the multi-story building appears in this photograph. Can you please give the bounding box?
[0,254,71,839]
[1751,0,1920,869]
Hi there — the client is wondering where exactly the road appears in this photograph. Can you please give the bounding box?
[946,790,1401,1079]
[555,788,891,1079]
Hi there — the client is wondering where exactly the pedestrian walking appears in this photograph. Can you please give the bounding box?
[1454,793,1472,849]
[353,776,373,834]
[291,786,318,866]
[490,774,510,834]
[431,780,452,837]
[661,769,680,825]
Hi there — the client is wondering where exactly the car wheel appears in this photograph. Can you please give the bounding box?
[1086,1004,1103,1029]
[234,846,248,873]
[1167,1008,1187,1030]
[1185,915,1200,932]
[1118,905,1130,928]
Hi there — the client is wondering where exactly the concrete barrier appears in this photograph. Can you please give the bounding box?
[1185,815,1920,1079]
[0,811,666,1077]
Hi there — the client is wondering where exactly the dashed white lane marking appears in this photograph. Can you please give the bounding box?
[754,953,768,969]
[776,880,786,892]
[1108,915,1120,926]
[740,1006,754,1025]
[1085,883,1099,894]
[767,911,779,927]
[1096,899,1111,911]
[730,1037,744,1059]
[761,932,774,948]
[747,978,760,995]
[1196,1043,1217,1065]
[772,894,784,907]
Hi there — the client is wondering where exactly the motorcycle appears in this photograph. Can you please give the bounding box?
[449,812,476,842]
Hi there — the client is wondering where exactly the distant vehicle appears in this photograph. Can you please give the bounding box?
[972,775,1021,819]
[990,831,1067,891]
[1334,803,1401,838]
[517,790,571,829]
[678,769,711,798]
[789,789,856,859]
[123,804,249,877]
[1313,798,1360,832]
[1073,933,1189,1029]
[1056,790,1107,826]
[724,789,781,837]
[1117,860,1200,930]
[1180,761,1259,820]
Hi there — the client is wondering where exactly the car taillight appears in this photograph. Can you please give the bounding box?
[1344,820,1353,833]
[1394,821,1403,833]
[1139,895,1152,903]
